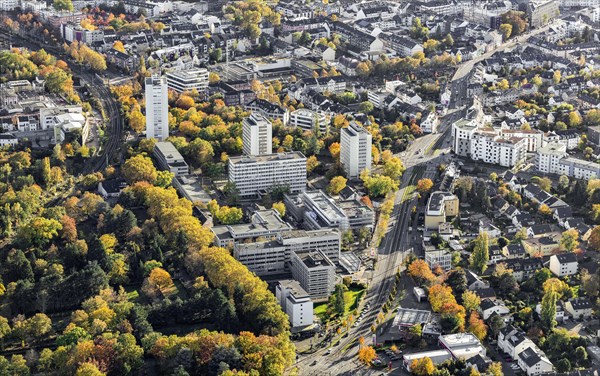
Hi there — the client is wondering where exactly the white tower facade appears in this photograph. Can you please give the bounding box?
[242,112,272,156]
[145,76,169,141]
[340,121,372,180]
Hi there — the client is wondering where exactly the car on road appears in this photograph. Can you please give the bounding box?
[325,348,332,355]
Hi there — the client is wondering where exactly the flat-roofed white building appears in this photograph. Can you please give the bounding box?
[276,280,313,330]
[438,333,486,360]
[165,68,209,93]
[289,108,328,134]
[536,142,566,174]
[340,121,372,180]
[153,141,189,176]
[242,113,272,156]
[228,152,307,199]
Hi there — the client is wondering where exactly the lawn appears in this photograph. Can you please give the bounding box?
[314,285,366,322]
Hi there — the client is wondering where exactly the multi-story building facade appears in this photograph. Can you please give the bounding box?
[537,142,600,179]
[527,0,559,28]
[228,152,307,199]
[290,250,336,300]
[340,121,372,180]
[536,142,566,174]
[276,280,313,330]
[470,132,527,167]
[145,76,169,141]
[233,228,341,275]
[212,209,293,248]
[165,68,209,93]
[153,141,189,176]
[242,113,272,156]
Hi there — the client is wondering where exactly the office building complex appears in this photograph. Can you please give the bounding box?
[153,141,189,176]
[290,250,336,299]
[145,76,169,141]
[233,229,341,276]
[284,190,375,231]
[228,152,307,199]
[212,209,293,248]
[165,68,209,93]
[340,121,372,180]
[242,113,273,156]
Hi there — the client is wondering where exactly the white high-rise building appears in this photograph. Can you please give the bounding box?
[145,76,169,141]
[340,121,372,180]
[242,113,272,156]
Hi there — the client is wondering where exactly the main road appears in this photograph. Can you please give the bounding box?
[297,22,561,374]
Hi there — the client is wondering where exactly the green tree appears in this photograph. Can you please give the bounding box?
[332,284,346,315]
[560,229,579,252]
[556,358,571,373]
[53,0,73,12]
[358,101,374,114]
[469,232,489,274]
[540,290,558,331]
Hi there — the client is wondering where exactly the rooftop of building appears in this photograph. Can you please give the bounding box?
[229,151,306,164]
[295,250,335,269]
[278,279,311,300]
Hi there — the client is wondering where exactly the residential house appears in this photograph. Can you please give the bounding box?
[549,253,578,277]
[480,298,510,320]
[517,346,554,376]
[564,298,594,319]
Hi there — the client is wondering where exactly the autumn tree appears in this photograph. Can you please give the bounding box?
[428,284,456,312]
[416,178,433,194]
[467,312,487,341]
[357,346,376,364]
[383,156,405,181]
[328,176,347,195]
[408,259,435,285]
[128,109,145,133]
[538,203,552,217]
[53,0,73,12]
[306,155,319,173]
[411,357,435,376]
[488,362,503,376]
[272,202,286,217]
[122,154,158,184]
[499,23,512,40]
[112,41,125,53]
[329,142,340,159]
[469,232,489,274]
[462,290,481,313]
